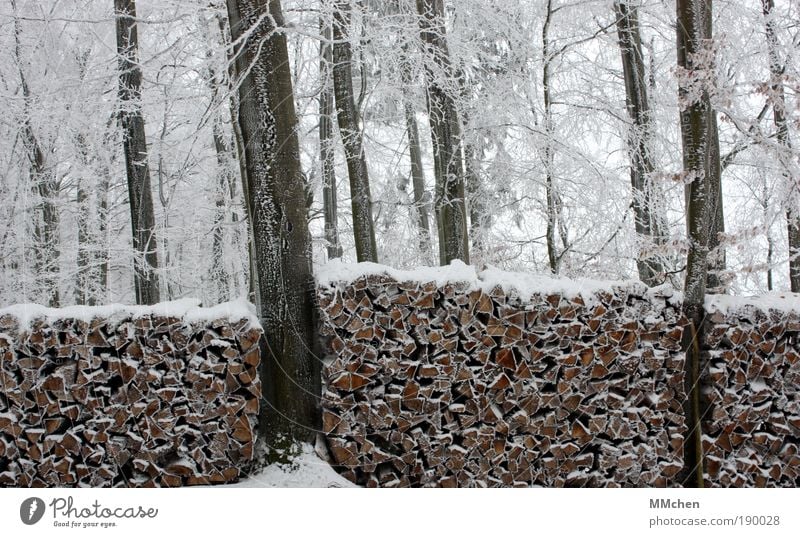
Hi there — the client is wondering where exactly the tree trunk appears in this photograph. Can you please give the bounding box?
[332,0,378,263]
[320,18,343,260]
[677,0,718,488]
[200,11,237,303]
[706,111,726,293]
[399,48,433,263]
[13,0,60,307]
[542,0,566,274]
[465,142,487,261]
[114,0,160,305]
[762,0,800,292]
[226,0,318,453]
[215,9,257,301]
[613,0,667,287]
[416,0,470,265]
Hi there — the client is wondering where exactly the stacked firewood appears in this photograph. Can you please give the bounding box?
[318,272,688,487]
[702,304,800,487]
[0,309,261,487]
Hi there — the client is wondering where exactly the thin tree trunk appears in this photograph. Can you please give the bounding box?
[706,111,726,292]
[114,0,160,305]
[200,11,235,303]
[13,0,60,307]
[762,0,800,292]
[332,0,378,263]
[320,18,343,260]
[464,142,487,260]
[211,119,233,303]
[763,178,774,291]
[543,0,562,274]
[399,47,433,263]
[226,0,318,453]
[216,10,257,300]
[677,0,717,488]
[416,0,470,265]
[98,172,110,301]
[613,0,667,286]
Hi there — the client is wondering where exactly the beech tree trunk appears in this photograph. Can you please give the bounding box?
[614,0,667,287]
[762,0,800,292]
[320,18,343,260]
[332,0,378,263]
[416,0,470,265]
[677,0,719,488]
[226,0,318,452]
[114,0,160,305]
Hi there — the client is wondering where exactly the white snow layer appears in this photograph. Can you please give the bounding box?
[223,444,355,488]
[705,292,800,314]
[317,259,646,301]
[0,297,261,331]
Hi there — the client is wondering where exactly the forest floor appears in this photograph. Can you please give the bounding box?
[222,444,355,488]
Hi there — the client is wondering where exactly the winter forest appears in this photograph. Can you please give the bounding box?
[1,0,800,478]
[2,0,798,308]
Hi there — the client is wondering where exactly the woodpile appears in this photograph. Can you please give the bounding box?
[0,307,261,487]
[318,271,688,487]
[702,304,800,487]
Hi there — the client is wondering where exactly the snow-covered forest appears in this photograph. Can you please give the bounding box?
[2,0,798,307]
[2,0,800,491]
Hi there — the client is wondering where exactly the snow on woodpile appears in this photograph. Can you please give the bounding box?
[702,297,800,487]
[316,262,688,487]
[0,299,262,487]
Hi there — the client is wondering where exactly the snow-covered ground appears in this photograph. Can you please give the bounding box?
[224,444,355,488]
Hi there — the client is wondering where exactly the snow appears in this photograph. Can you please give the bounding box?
[316,259,478,288]
[223,444,355,488]
[705,292,800,314]
[0,297,260,332]
[317,259,645,302]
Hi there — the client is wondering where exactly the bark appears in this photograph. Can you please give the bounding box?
[465,142,487,260]
[320,18,343,260]
[542,0,566,274]
[98,172,110,301]
[332,0,378,263]
[677,0,718,488]
[613,0,667,286]
[114,0,160,305]
[211,118,233,303]
[762,0,800,292]
[226,0,318,451]
[706,111,726,293]
[399,48,433,262]
[416,0,470,265]
[13,0,60,307]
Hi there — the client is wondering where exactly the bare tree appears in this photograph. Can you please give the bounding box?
[400,46,433,263]
[416,0,470,265]
[762,0,800,292]
[226,0,318,453]
[332,0,378,262]
[676,0,721,487]
[542,0,569,274]
[320,17,343,260]
[613,1,667,287]
[12,0,60,307]
[114,0,160,305]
